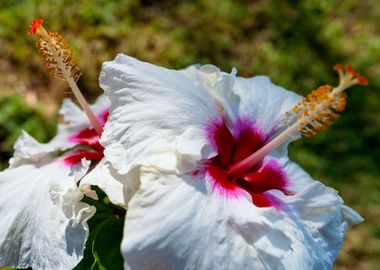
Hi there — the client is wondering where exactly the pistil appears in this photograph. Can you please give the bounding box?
[28,19,103,135]
[227,65,368,178]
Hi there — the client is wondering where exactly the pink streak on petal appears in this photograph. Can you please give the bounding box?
[62,150,104,167]
[68,106,109,150]
[97,107,110,125]
[69,128,103,150]
[206,165,246,199]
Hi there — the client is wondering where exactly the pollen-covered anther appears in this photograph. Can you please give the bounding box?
[288,64,368,138]
[37,33,81,81]
[292,84,345,137]
[29,19,82,82]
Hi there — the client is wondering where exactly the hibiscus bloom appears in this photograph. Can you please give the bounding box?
[0,95,109,270]
[99,54,364,269]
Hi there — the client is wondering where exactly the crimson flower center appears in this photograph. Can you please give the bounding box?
[64,109,109,166]
[206,119,288,207]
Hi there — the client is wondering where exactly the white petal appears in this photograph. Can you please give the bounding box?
[185,64,239,107]
[121,168,346,270]
[276,156,314,193]
[0,161,95,270]
[10,95,109,168]
[269,158,363,265]
[341,205,364,225]
[80,158,140,208]
[276,181,363,266]
[50,94,110,150]
[59,98,84,128]
[233,76,302,149]
[182,65,241,124]
[10,131,59,167]
[59,94,109,129]
[100,54,218,175]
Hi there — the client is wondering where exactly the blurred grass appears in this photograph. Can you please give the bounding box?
[0,0,379,269]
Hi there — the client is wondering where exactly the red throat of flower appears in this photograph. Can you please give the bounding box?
[205,119,288,208]
[63,109,109,166]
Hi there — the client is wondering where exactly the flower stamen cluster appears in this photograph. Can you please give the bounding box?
[37,32,82,82]
[227,64,368,178]
[28,19,103,135]
[292,64,368,137]
[290,85,345,137]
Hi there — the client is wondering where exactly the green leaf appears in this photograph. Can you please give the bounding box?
[92,218,124,270]
[73,216,106,270]
[74,186,126,270]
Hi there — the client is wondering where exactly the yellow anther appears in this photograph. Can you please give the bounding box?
[285,65,367,138]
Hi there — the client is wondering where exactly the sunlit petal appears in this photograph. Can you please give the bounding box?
[0,160,95,270]
[122,168,352,270]
[80,158,140,208]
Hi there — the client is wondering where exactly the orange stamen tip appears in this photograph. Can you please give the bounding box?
[345,64,354,73]
[28,19,43,35]
[357,76,369,85]
[334,64,343,71]
[350,70,359,76]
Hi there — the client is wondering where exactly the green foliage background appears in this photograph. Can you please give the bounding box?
[0,0,379,269]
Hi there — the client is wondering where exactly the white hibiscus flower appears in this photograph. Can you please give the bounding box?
[99,54,364,270]
[0,95,109,270]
